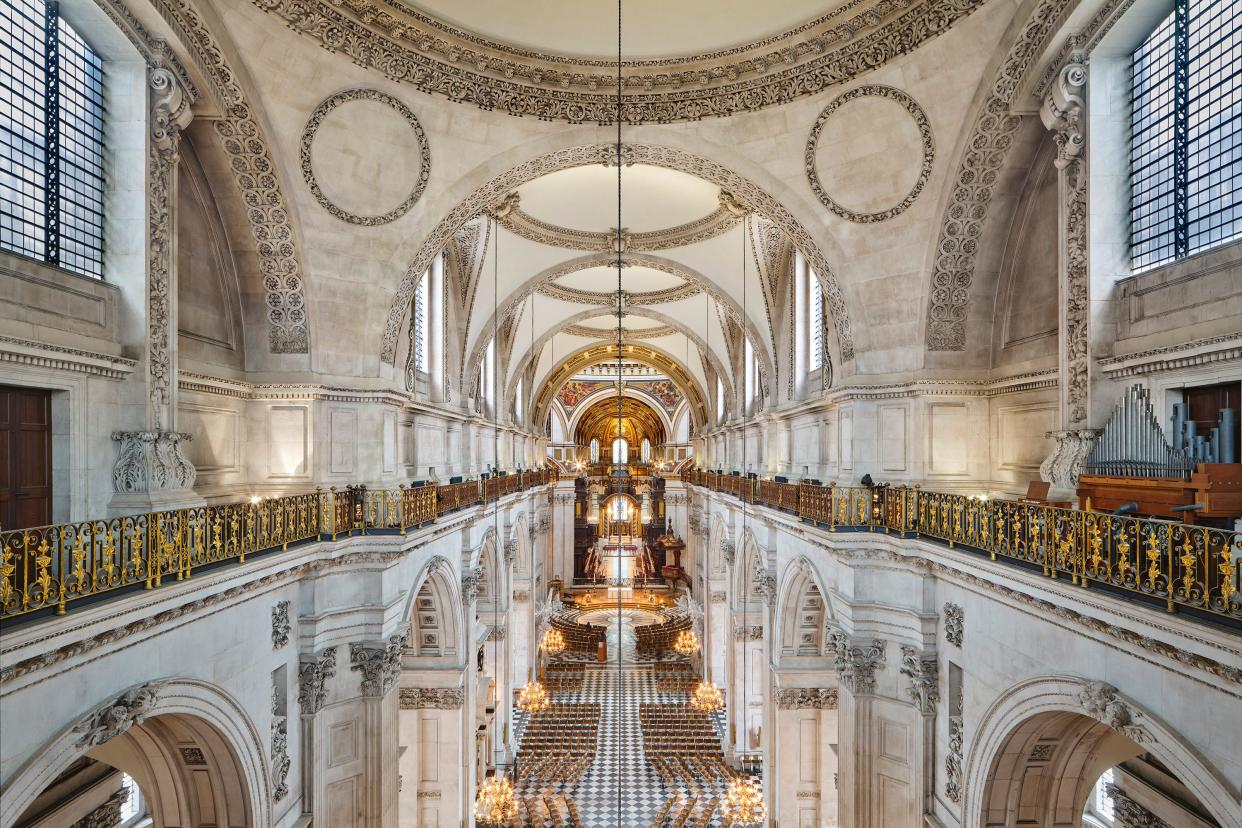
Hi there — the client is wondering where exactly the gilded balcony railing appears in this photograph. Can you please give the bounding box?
[0,470,554,622]
[683,469,1240,623]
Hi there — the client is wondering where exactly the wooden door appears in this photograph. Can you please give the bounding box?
[0,386,53,530]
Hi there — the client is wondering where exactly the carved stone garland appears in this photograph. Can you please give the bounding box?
[399,687,466,709]
[272,600,291,649]
[925,0,1077,351]
[775,688,839,709]
[380,144,855,365]
[943,602,964,647]
[271,684,291,801]
[804,84,935,223]
[300,88,431,226]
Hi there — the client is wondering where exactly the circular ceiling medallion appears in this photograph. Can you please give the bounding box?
[301,89,431,226]
[804,85,934,224]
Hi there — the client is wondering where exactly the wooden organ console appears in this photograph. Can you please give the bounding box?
[1077,384,1242,524]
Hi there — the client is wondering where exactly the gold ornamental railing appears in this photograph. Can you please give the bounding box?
[684,470,1240,624]
[0,470,553,621]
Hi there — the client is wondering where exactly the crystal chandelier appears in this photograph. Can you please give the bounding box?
[473,774,518,826]
[541,628,566,654]
[720,777,766,827]
[673,629,700,655]
[516,680,551,713]
[689,679,724,712]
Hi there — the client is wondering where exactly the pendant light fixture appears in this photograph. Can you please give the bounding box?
[673,628,700,655]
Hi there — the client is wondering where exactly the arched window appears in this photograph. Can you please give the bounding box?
[1,1,105,277]
[1129,0,1241,271]
[716,377,725,423]
[612,437,628,463]
[641,438,651,462]
[514,377,524,422]
[589,438,600,462]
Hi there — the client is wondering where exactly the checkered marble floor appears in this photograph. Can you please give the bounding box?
[512,611,749,827]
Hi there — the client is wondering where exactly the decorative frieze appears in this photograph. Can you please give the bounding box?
[399,687,466,709]
[350,632,408,697]
[271,600,291,649]
[733,624,764,641]
[73,682,165,748]
[298,646,338,715]
[775,688,838,709]
[943,603,964,647]
[417,790,443,799]
[899,645,939,715]
[832,635,886,696]
[710,591,727,604]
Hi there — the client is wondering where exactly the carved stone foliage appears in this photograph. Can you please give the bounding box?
[461,568,482,604]
[943,603,964,647]
[271,600,291,649]
[832,634,886,696]
[925,0,1075,351]
[899,645,939,715]
[298,646,338,715]
[350,632,409,697]
[157,0,311,352]
[487,625,507,641]
[1107,783,1172,828]
[946,715,964,803]
[775,688,838,709]
[380,144,855,365]
[1078,681,1150,743]
[399,687,466,709]
[721,538,737,567]
[70,789,129,828]
[251,0,985,125]
[271,691,290,801]
[804,84,934,223]
[492,192,742,251]
[300,88,431,226]
[1040,429,1100,491]
[512,589,530,602]
[111,431,196,493]
[73,682,166,748]
[710,591,727,604]
[733,624,764,641]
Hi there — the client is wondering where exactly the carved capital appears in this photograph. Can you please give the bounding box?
[832,634,886,696]
[503,537,517,567]
[899,645,939,716]
[1039,429,1100,491]
[721,539,736,567]
[73,682,166,748]
[110,431,197,493]
[298,646,338,715]
[349,632,408,697]
[460,568,482,604]
[399,687,466,709]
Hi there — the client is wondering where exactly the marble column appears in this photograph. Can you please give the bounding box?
[1039,56,1101,495]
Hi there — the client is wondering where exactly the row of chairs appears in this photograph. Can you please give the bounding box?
[650,794,720,828]
[517,703,600,783]
[639,703,725,760]
[509,792,584,827]
[549,616,606,652]
[634,616,692,653]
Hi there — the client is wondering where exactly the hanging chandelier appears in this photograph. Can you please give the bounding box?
[541,628,566,655]
[673,629,700,655]
[516,680,551,714]
[720,777,766,827]
[473,774,518,826]
[689,679,724,712]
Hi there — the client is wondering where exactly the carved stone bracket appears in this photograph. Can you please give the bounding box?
[350,632,408,698]
[775,688,838,709]
[271,600,291,649]
[111,431,197,493]
[943,603,964,647]
[73,682,166,748]
[832,634,886,696]
[899,645,940,716]
[1040,429,1101,493]
[1078,681,1151,743]
[399,687,466,709]
[298,646,338,715]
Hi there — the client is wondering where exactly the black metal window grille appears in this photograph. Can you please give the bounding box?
[1,0,105,278]
[1130,0,1241,272]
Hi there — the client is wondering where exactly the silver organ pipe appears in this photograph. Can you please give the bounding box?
[1085,385,1196,480]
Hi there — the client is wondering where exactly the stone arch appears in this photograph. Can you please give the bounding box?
[3,678,268,827]
[706,512,733,577]
[379,141,858,366]
[964,676,1238,828]
[774,557,835,659]
[405,555,463,660]
[474,527,505,614]
[733,527,769,607]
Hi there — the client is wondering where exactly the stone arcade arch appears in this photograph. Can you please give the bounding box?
[729,529,771,756]
[774,557,835,660]
[405,555,464,662]
[3,679,268,827]
[964,676,1239,828]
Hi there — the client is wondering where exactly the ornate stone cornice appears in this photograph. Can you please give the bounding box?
[73,682,166,748]
[899,645,939,715]
[399,687,465,709]
[562,323,679,340]
[251,0,987,124]
[350,632,408,697]
[298,646,338,715]
[805,84,934,223]
[0,335,136,379]
[1097,333,1242,379]
[300,88,431,226]
[926,0,1076,351]
[775,687,838,709]
[832,634,886,696]
[492,193,742,251]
